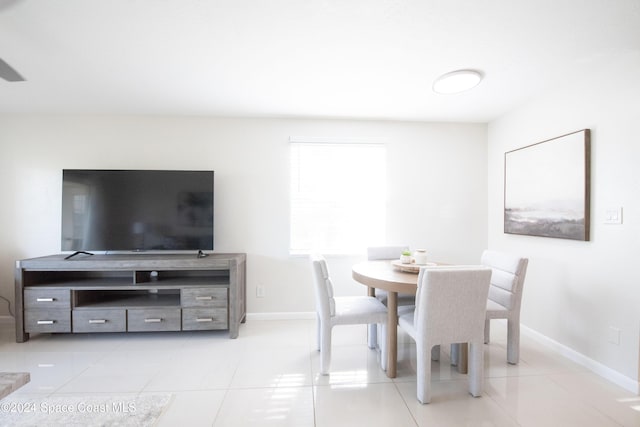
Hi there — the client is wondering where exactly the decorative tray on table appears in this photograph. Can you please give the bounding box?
[391,260,437,273]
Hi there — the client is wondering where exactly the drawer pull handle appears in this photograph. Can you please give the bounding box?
[37,320,55,325]
[89,319,107,324]
[144,318,162,323]
[195,296,213,300]
[36,298,55,302]
[196,318,213,322]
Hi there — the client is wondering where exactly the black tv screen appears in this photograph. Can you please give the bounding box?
[61,170,214,252]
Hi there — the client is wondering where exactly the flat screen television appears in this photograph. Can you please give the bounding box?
[61,169,214,252]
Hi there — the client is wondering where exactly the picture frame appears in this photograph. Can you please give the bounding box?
[504,129,591,241]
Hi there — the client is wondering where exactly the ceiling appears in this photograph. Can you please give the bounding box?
[1,0,639,122]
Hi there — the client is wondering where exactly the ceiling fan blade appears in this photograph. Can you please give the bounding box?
[0,57,25,82]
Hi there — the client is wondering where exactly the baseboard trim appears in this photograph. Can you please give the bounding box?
[246,312,315,321]
[522,324,639,394]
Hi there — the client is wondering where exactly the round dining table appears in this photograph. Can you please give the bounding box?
[352,260,468,378]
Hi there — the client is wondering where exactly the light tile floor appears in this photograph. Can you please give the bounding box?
[0,319,638,426]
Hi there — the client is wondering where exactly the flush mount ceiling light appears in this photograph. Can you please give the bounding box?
[432,69,482,94]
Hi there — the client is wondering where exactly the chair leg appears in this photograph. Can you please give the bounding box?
[416,343,433,404]
[368,323,377,349]
[379,323,387,371]
[468,341,484,397]
[450,343,458,366]
[484,318,490,344]
[319,323,332,375]
[316,313,321,351]
[506,318,520,364]
[431,344,440,361]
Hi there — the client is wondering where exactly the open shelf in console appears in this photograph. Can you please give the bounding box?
[23,270,134,288]
[134,269,229,286]
[74,289,180,309]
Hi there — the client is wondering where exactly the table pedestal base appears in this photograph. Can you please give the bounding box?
[452,343,468,374]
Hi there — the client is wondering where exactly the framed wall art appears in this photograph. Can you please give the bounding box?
[504,129,591,241]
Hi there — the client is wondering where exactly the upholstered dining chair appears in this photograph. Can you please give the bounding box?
[366,245,415,349]
[366,245,409,261]
[481,249,529,364]
[310,254,388,375]
[398,267,492,404]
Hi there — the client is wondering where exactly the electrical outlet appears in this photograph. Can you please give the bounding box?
[256,285,265,298]
[607,326,621,345]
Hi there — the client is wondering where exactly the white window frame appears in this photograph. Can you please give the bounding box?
[289,137,387,255]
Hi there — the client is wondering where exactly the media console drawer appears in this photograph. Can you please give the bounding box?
[72,309,126,333]
[24,289,70,309]
[127,308,181,332]
[181,288,228,308]
[182,308,228,330]
[24,310,71,333]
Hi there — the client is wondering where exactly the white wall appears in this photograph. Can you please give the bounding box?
[0,116,487,317]
[488,51,640,386]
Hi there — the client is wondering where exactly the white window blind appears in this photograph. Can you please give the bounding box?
[290,141,386,255]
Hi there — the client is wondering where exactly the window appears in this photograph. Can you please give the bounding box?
[290,140,386,254]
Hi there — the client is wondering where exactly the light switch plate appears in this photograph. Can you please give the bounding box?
[604,207,623,224]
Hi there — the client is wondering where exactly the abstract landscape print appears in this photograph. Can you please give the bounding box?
[504,129,590,241]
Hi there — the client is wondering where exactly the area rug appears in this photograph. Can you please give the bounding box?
[0,393,173,426]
